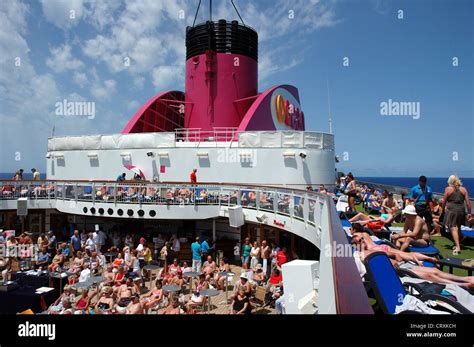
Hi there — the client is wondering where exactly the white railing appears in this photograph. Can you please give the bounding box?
[175,127,239,142]
[0,179,371,314]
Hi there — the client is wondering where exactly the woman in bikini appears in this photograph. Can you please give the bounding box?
[95,287,115,314]
[74,289,91,313]
[141,279,164,310]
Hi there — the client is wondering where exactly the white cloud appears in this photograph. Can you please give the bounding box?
[46,44,84,73]
[40,0,85,30]
[91,79,116,100]
[84,0,123,30]
[133,76,145,90]
[151,65,183,90]
[82,0,190,75]
[0,0,62,170]
[72,71,88,87]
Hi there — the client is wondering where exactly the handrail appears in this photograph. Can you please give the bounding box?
[0,180,372,313]
[0,180,328,194]
[326,196,373,314]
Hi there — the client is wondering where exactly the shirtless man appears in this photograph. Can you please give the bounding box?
[391,205,430,251]
[125,294,143,314]
[163,297,181,315]
[170,271,185,288]
[381,192,400,214]
[202,256,217,281]
[103,265,115,287]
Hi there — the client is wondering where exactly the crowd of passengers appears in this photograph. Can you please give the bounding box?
[0,228,289,315]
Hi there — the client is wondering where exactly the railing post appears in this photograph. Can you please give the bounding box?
[114,182,117,205]
[92,183,95,204]
[237,189,241,205]
[290,191,294,220]
[304,192,309,227]
[74,183,78,202]
[273,190,278,213]
[256,190,260,210]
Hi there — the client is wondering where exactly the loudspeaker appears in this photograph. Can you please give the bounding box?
[228,206,244,227]
[17,198,28,216]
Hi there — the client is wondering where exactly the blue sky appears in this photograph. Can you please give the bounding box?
[0,0,472,177]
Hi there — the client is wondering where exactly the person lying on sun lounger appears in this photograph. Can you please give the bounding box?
[352,233,474,288]
[348,207,399,225]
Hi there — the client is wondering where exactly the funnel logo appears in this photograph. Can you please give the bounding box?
[271,89,304,130]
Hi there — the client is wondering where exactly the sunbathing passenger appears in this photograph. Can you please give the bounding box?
[48,249,64,273]
[125,294,143,314]
[141,279,164,310]
[352,234,474,288]
[381,193,399,214]
[391,205,430,251]
[186,274,209,312]
[95,287,115,314]
[348,207,399,226]
[163,297,181,314]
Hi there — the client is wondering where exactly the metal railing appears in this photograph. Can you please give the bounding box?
[175,127,239,142]
[0,179,373,314]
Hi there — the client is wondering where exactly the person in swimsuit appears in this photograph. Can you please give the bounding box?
[74,289,90,312]
[352,233,474,288]
[70,251,84,273]
[213,258,231,290]
[344,173,357,213]
[141,279,164,310]
[95,287,115,314]
[186,274,209,312]
[391,205,430,251]
[351,232,436,265]
[125,294,143,314]
[348,208,399,226]
[442,175,472,255]
[48,249,64,273]
[163,297,181,315]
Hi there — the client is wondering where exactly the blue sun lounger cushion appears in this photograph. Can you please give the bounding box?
[408,242,439,256]
[341,219,352,228]
[461,228,474,238]
[364,252,407,314]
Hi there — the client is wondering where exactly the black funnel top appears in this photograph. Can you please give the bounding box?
[186,20,258,61]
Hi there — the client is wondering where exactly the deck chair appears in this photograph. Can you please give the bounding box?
[364,252,466,314]
[408,241,440,257]
[461,226,474,242]
[249,286,267,313]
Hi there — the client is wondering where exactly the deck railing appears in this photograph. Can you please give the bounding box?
[0,179,372,314]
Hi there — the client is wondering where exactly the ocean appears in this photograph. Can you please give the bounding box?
[0,173,473,195]
[358,177,474,195]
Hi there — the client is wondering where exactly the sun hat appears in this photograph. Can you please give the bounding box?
[240,273,247,280]
[402,205,417,215]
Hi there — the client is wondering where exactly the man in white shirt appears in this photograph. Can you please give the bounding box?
[85,233,96,252]
[79,263,91,283]
[136,237,146,268]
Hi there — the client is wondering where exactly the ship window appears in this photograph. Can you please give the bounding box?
[117,209,123,216]
[127,209,134,216]
[149,210,156,217]
[90,207,96,214]
[107,208,114,215]
[138,210,145,217]
[98,208,104,215]
[83,207,88,213]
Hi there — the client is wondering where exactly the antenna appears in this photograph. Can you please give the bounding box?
[231,0,245,25]
[192,0,202,27]
[326,77,333,134]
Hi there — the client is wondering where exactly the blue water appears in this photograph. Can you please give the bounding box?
[358,177,474,195]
